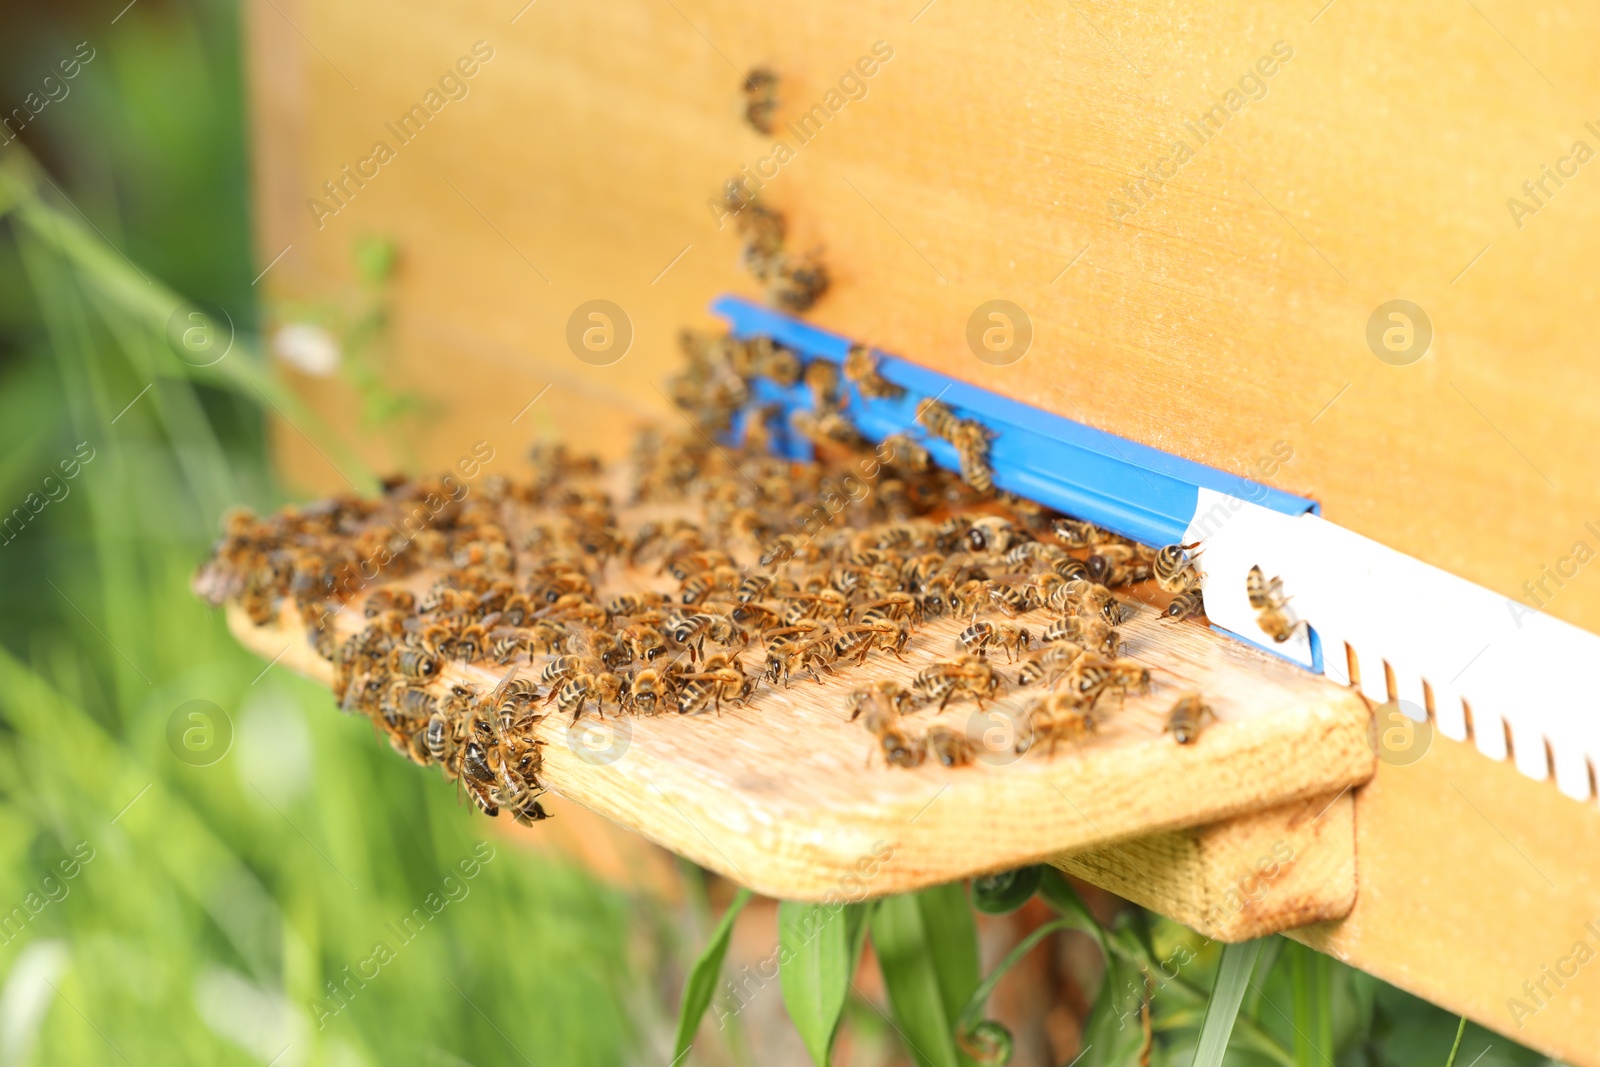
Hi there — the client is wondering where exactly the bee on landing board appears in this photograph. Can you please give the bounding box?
[862,707,925,769]
[1017,693,1098,756]
[1165,692,1216,744]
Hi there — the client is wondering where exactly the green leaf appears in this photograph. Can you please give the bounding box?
[672,887,753,1066]
[971,866,1043,915]
[1191,939,1265,1067]
[779,900,873,1065]
[873,886,982,1067]
[955,917,1072,1064]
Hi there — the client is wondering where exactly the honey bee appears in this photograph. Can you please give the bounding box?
[749,336,802,387]
[956,619,1032,662]
[1059,653,1150,708]
[1050,556,1089,582]
[847,680,914,721]
[365,587,417,618]
[604,591,671,620]
[964,516,1017,554]
[1016,641,1085,688]
[741,66,778,134]
[948,420,995,492]
[616,623,669,664]
[555,669,625,722]
[1016,693,1097,756]
[835,616,911,664]
[1052,518,1120,550]
[677,653,756,715]
[804,359,841,411]
[1246,565,1302,643]
[1040,615,1122,658]
[628,666,675,715]
[985,583,1033,618]
[763,626,837,686]
[880,433,931,473]
[791,409,866,448]
[768,251,829,313]
[862,707,925,769]
[1165,692,1216,744]
[1152,542,1203,594]
[393,647,440,681]
[912,655,1004,710]
[925,724,974,768]
[842,344,904,400]
[1164,589,1206,622]
[1085,544,1154,587]
[669,612,740,657]
[735,574,772,602]
[916,399,960,441]
[680,564,739,605]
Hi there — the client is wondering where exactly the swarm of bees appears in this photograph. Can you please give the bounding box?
[195,322,1230,831]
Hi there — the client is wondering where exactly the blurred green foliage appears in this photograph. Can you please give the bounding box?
[0,3,662,1064]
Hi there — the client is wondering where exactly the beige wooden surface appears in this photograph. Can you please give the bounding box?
[226,572,1374,902]
[249,0,1600,636]
[1057,789,1357,943]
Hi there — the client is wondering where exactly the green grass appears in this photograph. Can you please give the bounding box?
[0,6,656,1064]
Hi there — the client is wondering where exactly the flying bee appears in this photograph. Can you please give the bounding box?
[847,680,914,722]
[1165,589,1206,622]
[1246,565,1302,643]
[842,344,904,400]
[1016,641,1085,688]
[1165,692,1216,745]
[365,588,416,618]
[957,619,1032,662]
[1040,615,1122,658]
[862,707,925,769]
[1017,693,1098,756]
[925,724,974,768]
[741,66,778,134]
[912,655,1004,710]
[1085,544,1154,587]
[1153,542,1203,593]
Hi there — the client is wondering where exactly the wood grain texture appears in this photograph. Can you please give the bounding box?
[1055,790,1356,943]
[249,0,1600,639]
[224,575,1374,903]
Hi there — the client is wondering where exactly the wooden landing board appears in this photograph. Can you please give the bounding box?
[228,576,1371,902]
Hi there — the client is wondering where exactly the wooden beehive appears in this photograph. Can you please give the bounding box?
[245,2,1600,1060]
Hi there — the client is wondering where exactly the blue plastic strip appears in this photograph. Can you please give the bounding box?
[711,295,1317,548]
